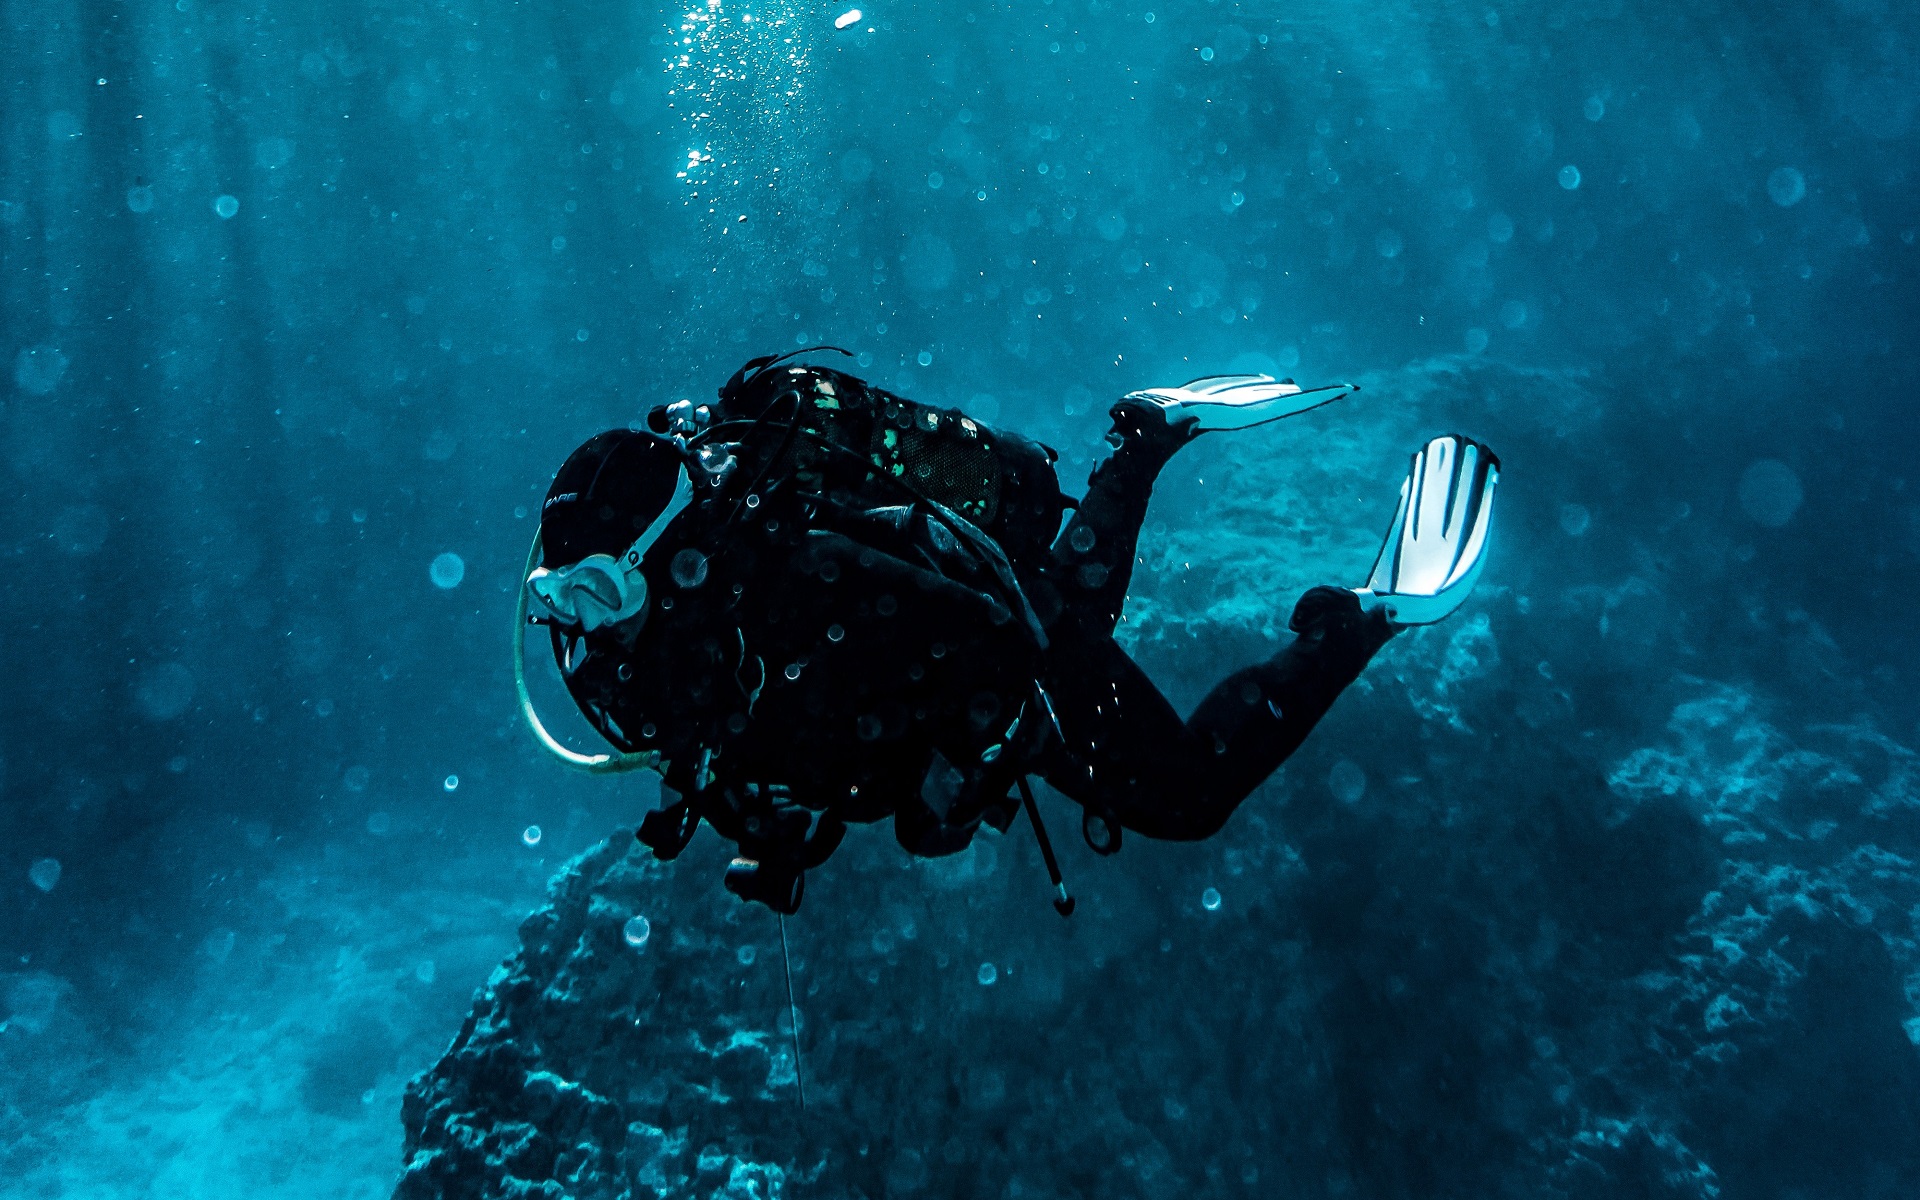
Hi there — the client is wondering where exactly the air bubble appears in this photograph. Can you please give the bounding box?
[1201,887,1222,911]
[1557,165,1581,190]
[977,962,998,985]
[917,349,933,366]
[134,662,195,722]
[52,504,108,557]
[670,548,709,589]
[13,345,69,395]
[522,824,542,845]
[1069,525,1096,553]
[29,858,61,893]
[444,774,460,792]
[1766,166,1806,208]
[737,944,757,966]
[624,915,652,947]
[827,623,845,642]
[1328,759,1367,804]
[213,193,240,218]
[430,552,466,589]
[1738,459,1803,527]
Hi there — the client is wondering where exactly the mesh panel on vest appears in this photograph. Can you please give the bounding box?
[735,366,1006,526]
[867,398,1002,524]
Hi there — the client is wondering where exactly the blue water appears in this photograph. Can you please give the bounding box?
[4,0,1917,1196]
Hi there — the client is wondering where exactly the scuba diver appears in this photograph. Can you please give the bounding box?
[514,348,1499,914]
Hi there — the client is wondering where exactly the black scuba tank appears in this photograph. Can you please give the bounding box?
[705,354,1067,571]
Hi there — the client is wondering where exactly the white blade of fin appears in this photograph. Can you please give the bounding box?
[1359,434,1501,626]
[1123,375,1357,432]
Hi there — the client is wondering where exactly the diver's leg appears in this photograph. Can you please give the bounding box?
[1038,587,1394,840]
[1036,625,1202,828]
[1046,401,1193,634]
[1168,587,1395,831]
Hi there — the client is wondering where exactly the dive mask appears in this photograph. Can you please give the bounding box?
[526,464,694,632]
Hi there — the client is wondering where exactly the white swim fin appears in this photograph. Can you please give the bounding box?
[1356,434,1500,626]
[1120,374,1357,434]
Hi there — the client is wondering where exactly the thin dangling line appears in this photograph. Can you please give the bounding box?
[778,912,806,1110]
[1018,776,1075,918]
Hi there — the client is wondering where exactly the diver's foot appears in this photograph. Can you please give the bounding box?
[1104,394,1200,461]
[1289,584,1397,655]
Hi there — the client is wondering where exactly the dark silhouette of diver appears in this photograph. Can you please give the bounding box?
[515,349,1499,914]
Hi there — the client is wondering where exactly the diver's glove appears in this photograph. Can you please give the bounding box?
[1355,434,1500,627]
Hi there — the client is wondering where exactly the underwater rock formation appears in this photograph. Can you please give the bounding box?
[396,837,802,1199]
[397,695,1920,1199]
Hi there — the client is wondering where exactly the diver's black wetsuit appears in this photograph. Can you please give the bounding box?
[1033,422,1394,845]
[547,354,1392,909]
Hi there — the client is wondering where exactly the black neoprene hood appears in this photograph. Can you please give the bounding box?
[540,429,685,567]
